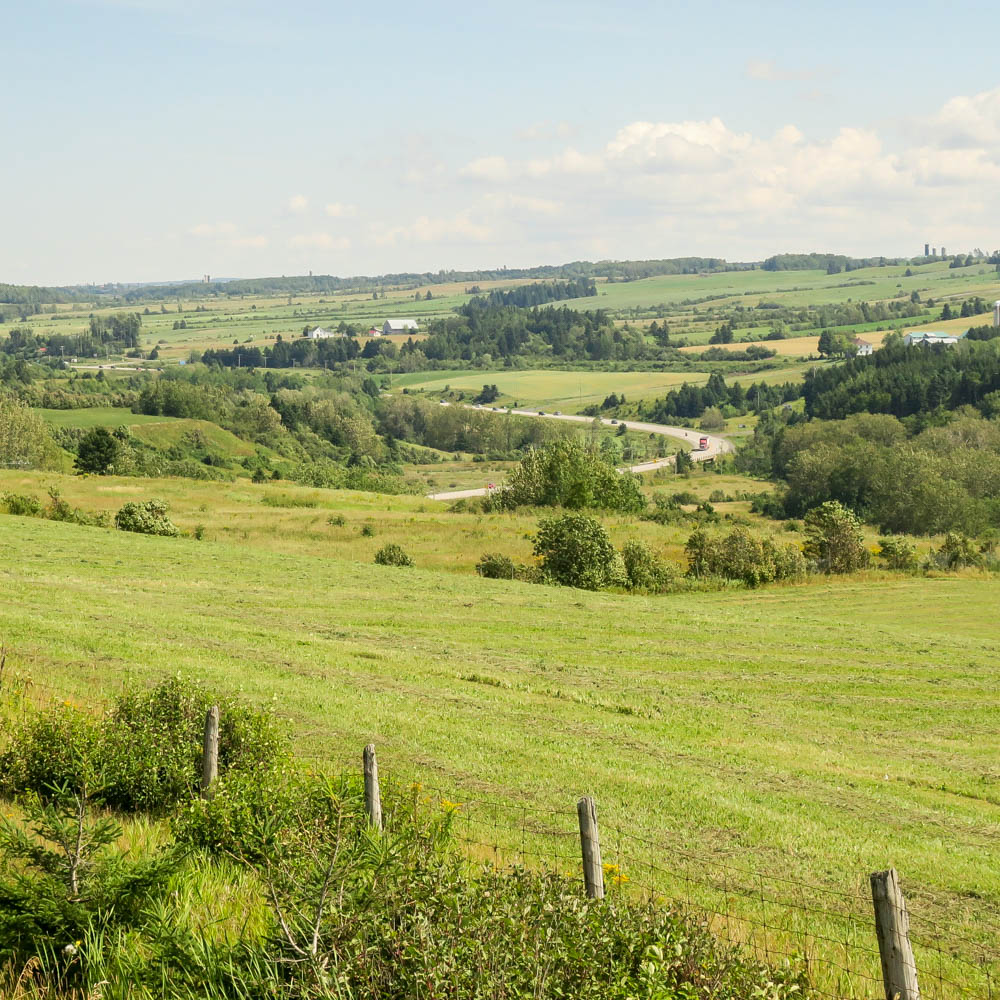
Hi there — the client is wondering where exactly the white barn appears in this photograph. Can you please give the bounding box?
[382,318,419,336]
[307,326,344,340]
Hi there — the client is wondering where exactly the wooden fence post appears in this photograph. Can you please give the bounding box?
[871,868,920,1000]
[577,796,604,900]
[201,705,219,799]
[363,743,383,830]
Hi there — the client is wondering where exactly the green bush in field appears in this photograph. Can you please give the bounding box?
[803,501,870,574]
[1,492,43,517]
[620,539,678,593]
[476,552,541,583]
[114,498,179,537]
[488,440,645,513]
[169,769,808,1000]
[0,678,287,813]
[877,535,919,571]
[374,543,414,566]
[685,527,805,587]
[534,513,624,590]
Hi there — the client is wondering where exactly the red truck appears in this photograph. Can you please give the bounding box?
[698,436,709,450]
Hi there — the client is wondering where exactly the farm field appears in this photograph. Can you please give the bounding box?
[0,511,997,994]
[397,367,808,411]
[0,466,769,572]
[36,406,180,428]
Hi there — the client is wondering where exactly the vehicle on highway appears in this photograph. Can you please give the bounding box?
[610,419,618,424]
[554,411,561,415]
[699,436,709,450]
[538,410,545,415]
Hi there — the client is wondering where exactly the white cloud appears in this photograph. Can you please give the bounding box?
[444,86,1000,258]
[927,87,1000,148]
[516,120,575,142]
[324,201,357,218]
[189,221,237,237]
[460,156,513,182]
[288,194,308,213]
[288,232,350,250]
[374,212,492,247]
[232,235,268,249]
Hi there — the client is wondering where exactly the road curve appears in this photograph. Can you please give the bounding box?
[426,405,731,501]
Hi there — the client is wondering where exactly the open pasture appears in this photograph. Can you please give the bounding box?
[397,369,710,410]
[0,510,997,995]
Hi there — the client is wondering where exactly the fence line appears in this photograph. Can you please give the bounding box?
[337,753,997,1000]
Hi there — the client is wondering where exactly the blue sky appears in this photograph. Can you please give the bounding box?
[4,0,1000,284]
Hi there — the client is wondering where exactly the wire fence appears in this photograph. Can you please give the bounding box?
[4,671,993,1000]
[354,765,999,1000]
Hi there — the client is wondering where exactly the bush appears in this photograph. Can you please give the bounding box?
[685,527,805,587]
[620,539,677,592]
[476,552,540,582]
[1,492,43,517]
[74,427,120,475]
[476,552,517,579]
[487,440,645,513]
[803,501,870,573]
[877,535,918,571]
[932,532,983,570]
[374,543,414,566]
[114,498,179,537]
[534,513,623,590]
[0,678,288,813]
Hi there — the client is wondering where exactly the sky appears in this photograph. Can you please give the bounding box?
[4,0,1000,285]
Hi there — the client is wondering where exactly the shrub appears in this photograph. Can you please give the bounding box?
[803,501,870,573]
[361,522,375,537]
[877,535,918,571]
[374,543,414,567]
[534,513,623,590]
[0,786,181,979]
[620,539,677,592]
[932,532,983,570]
[327,513,346,526]
[1,492,43,517]
[114,498,179,537]
[74,427,120,475]
[476,552,517,579]
[685,527,805,587]
[0,678,288,813]
[487,440,645,513]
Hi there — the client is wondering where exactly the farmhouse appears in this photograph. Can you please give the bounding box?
[382,318,419,336]
[853,337,873,356]
[903,331,960,347]
[307,326,344,339]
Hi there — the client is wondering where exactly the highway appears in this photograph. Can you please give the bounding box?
[426,405,731,501]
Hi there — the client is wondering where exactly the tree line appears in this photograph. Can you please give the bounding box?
[467,278,596,309]
[802,335,1000,420]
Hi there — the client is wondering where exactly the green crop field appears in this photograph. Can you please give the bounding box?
[36,406,180,428]
[397,370,709,410]
[0,510,997,995]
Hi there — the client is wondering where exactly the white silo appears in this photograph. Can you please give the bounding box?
[993,300,1000,328]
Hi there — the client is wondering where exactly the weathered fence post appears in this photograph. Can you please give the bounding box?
[363,743,383,830]
[577,795,604,899]
[871,868,920,1000]
[201,705,219,799]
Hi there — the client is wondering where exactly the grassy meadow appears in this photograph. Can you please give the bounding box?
[0,508,998,995]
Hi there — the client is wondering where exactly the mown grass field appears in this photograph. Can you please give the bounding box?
[0,508,997,995]
[397,367,809,411]
[36,406,179,428]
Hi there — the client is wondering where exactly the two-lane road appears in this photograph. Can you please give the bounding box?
[427,405,731,501]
